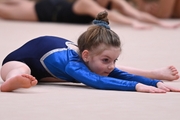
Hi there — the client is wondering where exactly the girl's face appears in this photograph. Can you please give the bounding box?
[82,45,121,76]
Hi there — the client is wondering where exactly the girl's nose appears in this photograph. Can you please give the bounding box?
[108,63,115,70]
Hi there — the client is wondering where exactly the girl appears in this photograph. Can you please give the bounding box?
[1,11,180,93]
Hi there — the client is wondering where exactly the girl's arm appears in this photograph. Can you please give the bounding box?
[65,61,165,91]
[65,62,169,93]
[66,61,138,91]
[109,68,160,87]
[110,68,180,92]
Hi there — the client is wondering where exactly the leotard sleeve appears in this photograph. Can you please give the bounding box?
[109,68,160,87]
[65,61,139,91]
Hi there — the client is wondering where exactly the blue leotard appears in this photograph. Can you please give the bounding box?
[2,36,160,91]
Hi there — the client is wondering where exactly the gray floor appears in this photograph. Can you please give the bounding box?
[0,19,180,120]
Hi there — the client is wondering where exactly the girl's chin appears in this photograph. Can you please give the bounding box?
[101,73,109,76]
[95,72,109,76]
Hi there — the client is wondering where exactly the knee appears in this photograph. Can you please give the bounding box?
[19,65,31,75]
[0,61,31,81]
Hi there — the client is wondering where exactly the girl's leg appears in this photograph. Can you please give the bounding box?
[0,61,38,92]
[117,65,179,81]
[0,0,38,21]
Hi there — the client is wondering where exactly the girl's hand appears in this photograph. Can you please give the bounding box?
[157,82,180,92]
[135,83,166,93]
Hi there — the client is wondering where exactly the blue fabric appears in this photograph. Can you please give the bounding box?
[65,61,138,91]
[40,49,79,82]
[109,68,160,87]
[41,49,138,91]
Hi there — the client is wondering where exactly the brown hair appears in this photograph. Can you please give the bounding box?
[77,11,121,55]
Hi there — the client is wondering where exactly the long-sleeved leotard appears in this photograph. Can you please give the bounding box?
[2,36,160,91]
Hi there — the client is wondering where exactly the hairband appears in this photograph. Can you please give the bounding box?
[92,20,110,29]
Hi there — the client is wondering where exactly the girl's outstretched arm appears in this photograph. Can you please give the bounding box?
[65,62,163,92]
[65,61,138,91]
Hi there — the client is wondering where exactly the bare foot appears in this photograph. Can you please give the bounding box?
[0,74,38,92]
[151,66,179,81]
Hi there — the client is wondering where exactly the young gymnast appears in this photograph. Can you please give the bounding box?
[0,0,180,29]
[1,11,180,93]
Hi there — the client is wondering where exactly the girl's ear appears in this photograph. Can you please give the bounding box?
[81,50,89,62]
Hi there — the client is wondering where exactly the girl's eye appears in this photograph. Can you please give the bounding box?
[102,59,109,62]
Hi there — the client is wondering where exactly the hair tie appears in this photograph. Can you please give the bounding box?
[92,20,110,29]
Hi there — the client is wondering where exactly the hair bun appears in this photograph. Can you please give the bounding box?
[92,11,110,29]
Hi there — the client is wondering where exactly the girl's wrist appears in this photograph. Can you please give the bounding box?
[157,81,163,87]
